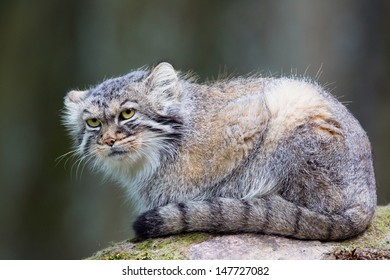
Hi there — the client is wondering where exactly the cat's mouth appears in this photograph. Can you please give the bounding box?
[96,138,144,160]
[109,148,128,157]
[108,148,128,157]
[97,146,130,159]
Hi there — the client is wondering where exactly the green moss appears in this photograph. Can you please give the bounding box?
[89,232,212,260]
[332,205,390,259]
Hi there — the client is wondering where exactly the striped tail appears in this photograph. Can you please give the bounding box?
[133,195,374,241]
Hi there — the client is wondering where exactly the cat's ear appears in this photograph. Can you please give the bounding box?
[65,90,88,103]
[145,62,180,101]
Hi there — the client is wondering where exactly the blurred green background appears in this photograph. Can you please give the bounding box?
[0,0,389,259]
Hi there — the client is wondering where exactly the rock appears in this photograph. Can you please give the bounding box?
[88,205,390,260]
[189,234,333,260]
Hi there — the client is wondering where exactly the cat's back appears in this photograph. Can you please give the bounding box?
[177,77,375,196]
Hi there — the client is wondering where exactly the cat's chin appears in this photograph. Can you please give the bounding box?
[95,143,162,185]
[97,150,160,190]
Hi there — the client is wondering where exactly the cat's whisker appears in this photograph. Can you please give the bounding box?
[71,157,82,181]
[69,157,80,181]
[55,149,78,168]
[79,154,94,179]
[72,154,88,181]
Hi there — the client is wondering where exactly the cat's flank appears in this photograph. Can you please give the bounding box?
[63,62,376,240]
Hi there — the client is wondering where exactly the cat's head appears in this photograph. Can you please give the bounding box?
[63,62,184,181]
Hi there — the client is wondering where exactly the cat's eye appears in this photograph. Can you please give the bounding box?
[86,118,101,128]
[120,108,135,120]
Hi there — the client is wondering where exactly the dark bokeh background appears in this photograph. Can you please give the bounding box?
[0,0,389,259]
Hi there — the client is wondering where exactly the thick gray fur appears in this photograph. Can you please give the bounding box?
[63,62,376,241]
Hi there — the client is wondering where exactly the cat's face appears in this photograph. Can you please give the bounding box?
[63,63,183,179]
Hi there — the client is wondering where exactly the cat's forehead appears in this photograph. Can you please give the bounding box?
[89,70,149,100]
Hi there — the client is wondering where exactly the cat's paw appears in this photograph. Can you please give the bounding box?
[133,208,165,239]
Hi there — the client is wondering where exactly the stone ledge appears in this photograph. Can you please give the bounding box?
[88,205,390,260]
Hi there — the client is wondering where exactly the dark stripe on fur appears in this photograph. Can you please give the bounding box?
[76,127,86,146]
[133,208,165,239]
[137,112,184,144]
[242,200,251,228]
[293,206,302,236]
[122,122,138,132]
[326,215,335,240]
[208,199,223,232]
[177,202,189,232]
[262,197,271,233]
[82,134,93,155]
[150,114,183,128]
[141,124,166,134]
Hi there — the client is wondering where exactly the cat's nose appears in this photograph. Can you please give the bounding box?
[104,137,116,147]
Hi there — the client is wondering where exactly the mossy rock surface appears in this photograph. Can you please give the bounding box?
[88,205,390,260]
[332,204,390,259]
[89,232,212,260]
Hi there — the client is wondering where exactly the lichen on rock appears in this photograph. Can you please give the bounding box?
[89,232,212,260]
[331,204,390,260]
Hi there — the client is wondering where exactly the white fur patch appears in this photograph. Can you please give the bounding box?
[263,78,330,151]
[265,78,327,120]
